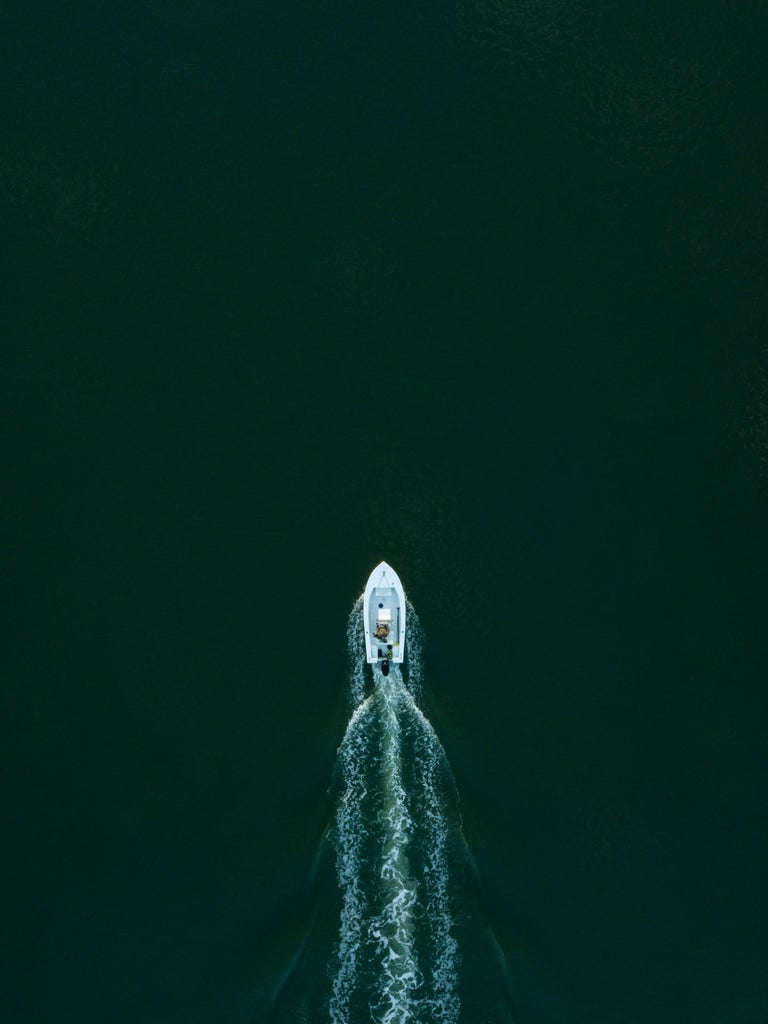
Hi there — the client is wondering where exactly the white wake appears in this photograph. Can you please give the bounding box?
[328,602,461,1024]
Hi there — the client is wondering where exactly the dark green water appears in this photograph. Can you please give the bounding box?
[3,2,768,1022]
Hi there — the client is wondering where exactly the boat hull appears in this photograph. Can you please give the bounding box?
[363,561,406,665]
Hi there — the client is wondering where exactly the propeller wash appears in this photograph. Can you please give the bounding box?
[329,565,461,1024]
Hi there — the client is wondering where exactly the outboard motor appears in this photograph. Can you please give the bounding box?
[381,658,390,676]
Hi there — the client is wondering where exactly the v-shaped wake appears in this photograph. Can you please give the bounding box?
[329,602,460,1024]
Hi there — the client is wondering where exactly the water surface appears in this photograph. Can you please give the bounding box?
[3,2,767,1023]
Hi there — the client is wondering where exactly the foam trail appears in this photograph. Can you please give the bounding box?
[411,693,460,1024]
[346,595,367,708]
[328,603,460,1024]
[329,692,374,1021]
[370,672,421,1024]
[404,600,425,702]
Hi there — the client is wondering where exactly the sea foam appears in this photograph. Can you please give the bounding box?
[328,601,461,1024]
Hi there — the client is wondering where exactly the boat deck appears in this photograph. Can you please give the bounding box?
[363,562,406,664]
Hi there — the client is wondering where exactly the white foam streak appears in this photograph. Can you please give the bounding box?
[329,694,374,1023]
[404,600,425,701]
[417,713,460,1024]
[329,601,460,1024]
[371,676,420,1024]
[346,594,367,708]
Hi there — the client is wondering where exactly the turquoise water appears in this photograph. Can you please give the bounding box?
[3,2,768,1023]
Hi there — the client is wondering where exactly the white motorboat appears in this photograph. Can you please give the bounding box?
[363,561,406,675]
